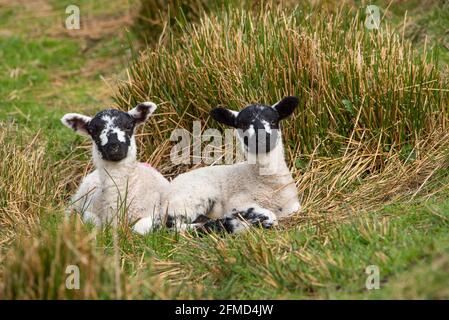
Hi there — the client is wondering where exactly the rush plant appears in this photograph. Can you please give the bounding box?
[116,6,449,162]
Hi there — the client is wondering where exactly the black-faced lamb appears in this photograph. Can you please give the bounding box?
[61,102,169,227]
[133,96,300,234]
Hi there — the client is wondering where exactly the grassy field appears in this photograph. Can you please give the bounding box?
[0,0,449,299]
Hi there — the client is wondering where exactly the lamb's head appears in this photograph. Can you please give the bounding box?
[61,102,157,163]
[210,96,298,154]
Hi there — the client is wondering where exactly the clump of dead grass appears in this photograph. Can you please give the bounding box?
[0,124,69,244]
[134,0,302,44]
[290,129,449,227]
[117,6,448,156]
[0,217,161,299]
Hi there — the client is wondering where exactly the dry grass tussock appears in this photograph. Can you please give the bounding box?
[116,8,448,156]
[0,124,72,244]
[0,217,189,299]
[289,129,449,227]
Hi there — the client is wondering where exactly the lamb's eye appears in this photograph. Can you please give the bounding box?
[125,123,134,130]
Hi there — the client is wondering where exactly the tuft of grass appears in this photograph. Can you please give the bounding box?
[0,124,71,245]
[134,0,300,44]
[368,0,449,67]
[0,218,122,299]
[294,129,449,222]
[0,215,170,299]
[117,6,449,160]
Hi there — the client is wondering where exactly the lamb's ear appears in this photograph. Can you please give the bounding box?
[61,113,92,136]
[272,96,299,120]
[210,107,238,127]
[128,102,157,125]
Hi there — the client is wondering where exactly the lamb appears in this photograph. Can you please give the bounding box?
[61,102,169,227]
[133,96,300,234]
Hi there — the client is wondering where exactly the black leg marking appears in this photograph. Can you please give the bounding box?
[165,214,194,231]
[231,207,272,227]
[198,217,240,234]
[179,207,277,235]
[206,198,216,214]
[165,215,175,228]
[192,214,210,224]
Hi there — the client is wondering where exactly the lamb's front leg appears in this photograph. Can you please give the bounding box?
[132,215,162,235]
[162,194,222,232]
[131,194,164,235]
[132,196,204,235]
[133,192,218,234]
[69,170,102,226]
[232,206,278,228]
[198,205,278,234]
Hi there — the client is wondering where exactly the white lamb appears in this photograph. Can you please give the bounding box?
[62,102,169,226]
[134,96,300,234]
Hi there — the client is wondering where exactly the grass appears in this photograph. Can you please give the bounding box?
[133,0,298,44]
[2,177,449,299]
[0,0,136,135]
[134,0,449,64]
[118,4,448,157]
[0,0,449,299]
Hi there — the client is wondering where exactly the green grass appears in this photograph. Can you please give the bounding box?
[3,182,449,299]
[0,1,135,147]
[367,0,449,67]
[1,0,449,299]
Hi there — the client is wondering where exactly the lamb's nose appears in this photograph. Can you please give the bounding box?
[108,143,120,153]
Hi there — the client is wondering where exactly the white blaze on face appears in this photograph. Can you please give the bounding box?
[261,120,272,134]
[247,124,255,137]
[112,127,126,143]
[99,115,126,146]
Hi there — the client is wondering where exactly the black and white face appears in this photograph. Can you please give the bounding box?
[87,109,136,161]
[210,96,299,154]
[61,102,157,162]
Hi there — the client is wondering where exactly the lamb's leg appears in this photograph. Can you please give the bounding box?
[194,205,278,234]
[231,206,278,228]
[132,214,163,235]
[196,215,250,234]
[161,191,277,234]
[70,170,102,225]
[162,196,220,232]
[131,196,164,235]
